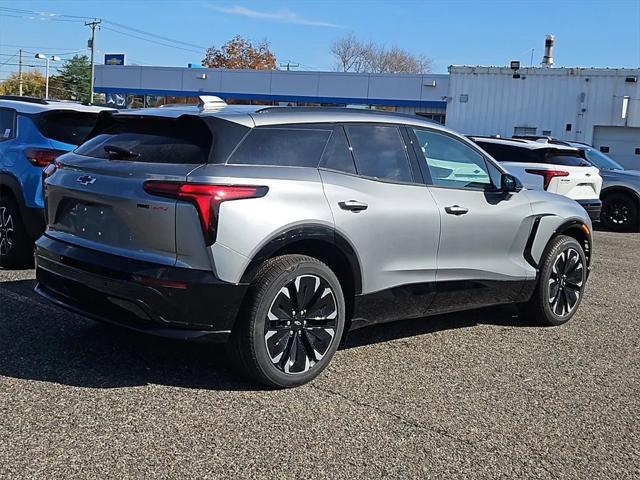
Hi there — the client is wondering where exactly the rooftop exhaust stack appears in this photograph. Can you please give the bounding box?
[542,34,554,67]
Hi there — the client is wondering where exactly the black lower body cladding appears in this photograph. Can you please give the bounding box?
[34,235,248,341]
[577,199,602,222]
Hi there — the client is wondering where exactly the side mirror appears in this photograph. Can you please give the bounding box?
[501,173,521,193]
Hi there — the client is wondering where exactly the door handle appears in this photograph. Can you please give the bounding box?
[445,205,469,215]
[339,200,368,212]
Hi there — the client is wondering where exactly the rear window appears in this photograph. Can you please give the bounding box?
[543,151,590,167]
[32,111,98,146]
[75,115,213,164]
[228,127,332,167]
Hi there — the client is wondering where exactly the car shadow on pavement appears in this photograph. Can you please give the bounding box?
[0,278,537,391]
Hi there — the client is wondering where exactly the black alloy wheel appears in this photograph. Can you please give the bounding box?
[521,235,587,326]
[547,247,584,318]
[265,274,338,374]
[230,254,345,388]
[601,193,638,231]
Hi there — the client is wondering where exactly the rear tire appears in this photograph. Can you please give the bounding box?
[601,192,638,232]
[229,254,345,388]
[520,235,587,326]
[0,195,33,269]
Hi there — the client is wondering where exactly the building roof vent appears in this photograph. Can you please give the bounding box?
[541,34,554,67]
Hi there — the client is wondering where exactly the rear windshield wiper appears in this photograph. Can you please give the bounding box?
[104,144,140,159]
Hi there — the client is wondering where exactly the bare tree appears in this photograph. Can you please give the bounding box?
[331,33,432,74]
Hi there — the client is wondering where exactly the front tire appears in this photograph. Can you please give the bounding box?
[230,255,346,388]
[521,235,587,326]
[601,192,638,232]
[0,195,33,269]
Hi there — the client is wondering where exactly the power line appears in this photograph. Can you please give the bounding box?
[102,20,206,50]
[101,26,203,54]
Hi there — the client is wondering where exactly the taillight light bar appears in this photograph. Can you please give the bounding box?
[143,181,268,245]
[525,169,569,190]
[25,148,66,167]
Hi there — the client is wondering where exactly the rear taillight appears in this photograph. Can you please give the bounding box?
[525,169,569,190]
[25,148,66,167]
[143,181,268,245]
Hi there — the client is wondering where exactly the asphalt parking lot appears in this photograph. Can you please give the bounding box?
[0,230,638,479]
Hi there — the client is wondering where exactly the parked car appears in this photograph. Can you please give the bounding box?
[0,96,109,267]
[564,142,639,231]
[511,135,640,231]
[35,106,593,387]
[470,136,603,222]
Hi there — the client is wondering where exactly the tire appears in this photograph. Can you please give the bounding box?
[0,194,33,269]
[229,254,346,388]
[600,192,638,232]
[520,235,587,326]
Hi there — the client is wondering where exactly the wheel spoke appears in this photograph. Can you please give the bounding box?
[265,329,292,364]
[284,334,309,374]
[564,250,578,274]
[295,275,320,311]
[302,327,335,361]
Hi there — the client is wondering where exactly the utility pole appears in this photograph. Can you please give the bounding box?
[279,62,299,72]
[18,49,23,96]
[85,18,102,104]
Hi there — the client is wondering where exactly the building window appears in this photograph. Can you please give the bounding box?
[514,126,537,136]
[542,130,552,136]
[566,123,572,132]
[600,146,610,153]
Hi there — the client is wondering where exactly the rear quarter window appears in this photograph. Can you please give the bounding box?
[0,108,16,141]
[75,115,213,164]
[32,111,99,146]
[228,127,332,167]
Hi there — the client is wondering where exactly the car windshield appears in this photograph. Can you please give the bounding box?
[582,147,625,170]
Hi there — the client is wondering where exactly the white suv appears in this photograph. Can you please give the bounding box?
[471,137,602,221]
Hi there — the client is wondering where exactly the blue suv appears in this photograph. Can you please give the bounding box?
[0,96,108,268]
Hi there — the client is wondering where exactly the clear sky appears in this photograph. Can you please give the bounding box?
[1,0,639,80]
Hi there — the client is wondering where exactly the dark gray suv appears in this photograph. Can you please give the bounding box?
[35,105,593,387]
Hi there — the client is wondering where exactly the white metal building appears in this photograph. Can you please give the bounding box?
[445,66,640,168]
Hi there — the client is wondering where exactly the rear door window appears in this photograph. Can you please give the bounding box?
[320,126,356,174]
[228,127,332,167]
[75,115,212,164]
[0,108,16,141]
[32,111,99,146]
[345,125,413,183]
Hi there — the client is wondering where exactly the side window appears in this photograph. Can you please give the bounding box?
[412,129,493,189]
[320,126,356,174]
[477,142,536,163]
[345,125,413,183]
[0,108,16,141]
[228,127,332,167]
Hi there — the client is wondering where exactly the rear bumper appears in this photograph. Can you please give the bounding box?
[34,235,248,341]
[576,199,602,222]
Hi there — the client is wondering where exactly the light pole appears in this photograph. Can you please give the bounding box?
[35,54,60,100]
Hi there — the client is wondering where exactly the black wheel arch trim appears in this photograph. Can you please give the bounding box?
[524,216,592,271]
[239,223,363,295]
[601,185,640,201]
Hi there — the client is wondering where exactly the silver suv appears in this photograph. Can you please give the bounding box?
[35,105,593,387]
